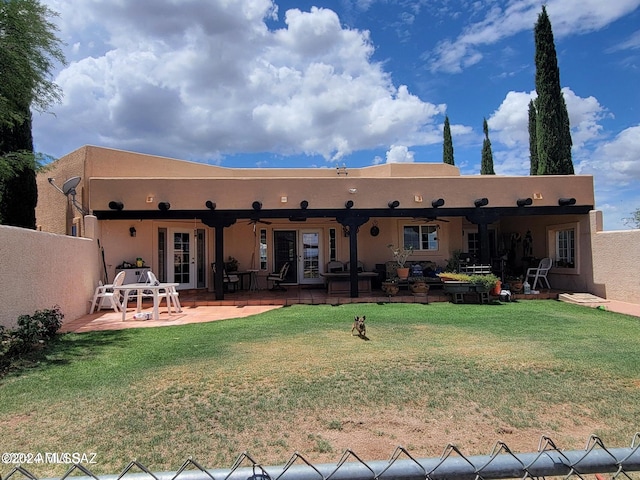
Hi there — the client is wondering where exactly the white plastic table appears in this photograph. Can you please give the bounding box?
[114,283,179,321]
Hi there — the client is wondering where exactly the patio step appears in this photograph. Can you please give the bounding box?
[558,292,609,307]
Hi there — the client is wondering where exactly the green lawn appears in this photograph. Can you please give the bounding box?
[1,301,639,477]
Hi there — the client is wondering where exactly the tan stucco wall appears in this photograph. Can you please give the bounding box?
[89,175,594,211]
[590,211,640,303]
[36,148,87,235]
[0,218,102,328]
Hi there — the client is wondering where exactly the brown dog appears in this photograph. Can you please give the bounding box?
[351,315,366,337]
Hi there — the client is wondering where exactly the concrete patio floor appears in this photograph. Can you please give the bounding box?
[57,285,619,334]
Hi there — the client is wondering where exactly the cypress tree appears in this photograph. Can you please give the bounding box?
[0,0,64,227]
[0,108,37,228]
[534,6,573,175]
[528,100,538,175]
[480,118,495,175]
[443,115,454,165]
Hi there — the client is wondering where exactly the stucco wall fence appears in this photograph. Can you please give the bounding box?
[0,219,102,328]
[590,212,640,304]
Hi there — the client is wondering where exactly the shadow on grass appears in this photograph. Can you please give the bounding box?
[1,329,135,380]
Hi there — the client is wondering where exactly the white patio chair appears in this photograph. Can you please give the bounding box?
[267,262,290,291]
[146,271,182,313]
[526,257,553,290]
[89,271,126,313]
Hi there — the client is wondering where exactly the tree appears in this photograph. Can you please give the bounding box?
[0,114,37,228]
[528,100,538,175]
[480,118,495,175]
[533,6,573,175]
[443,115,454,165]
[623,208,640,229]
[0,0,65,228]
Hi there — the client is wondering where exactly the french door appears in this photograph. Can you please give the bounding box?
[165,228,206,289]
[272,229,323,285]
[299,230,323,285]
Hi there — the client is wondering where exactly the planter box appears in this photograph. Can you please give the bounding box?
[443,281,489,304]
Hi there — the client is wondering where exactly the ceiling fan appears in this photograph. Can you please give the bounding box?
[246,218,272,225]
[412,216,450,223]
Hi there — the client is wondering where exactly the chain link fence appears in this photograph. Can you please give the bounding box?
[3,434,640,480]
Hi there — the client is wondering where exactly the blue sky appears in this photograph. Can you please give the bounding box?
[34,0,640,230]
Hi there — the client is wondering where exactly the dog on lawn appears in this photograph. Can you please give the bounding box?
[351,315,366,337]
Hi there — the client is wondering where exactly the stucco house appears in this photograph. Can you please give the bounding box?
[35,145,601,300]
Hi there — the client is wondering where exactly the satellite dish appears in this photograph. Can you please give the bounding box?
[62,176,81,196]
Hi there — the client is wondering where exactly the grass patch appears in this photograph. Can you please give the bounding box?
[1,301,639,477]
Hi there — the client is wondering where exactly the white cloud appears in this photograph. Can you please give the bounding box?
[579,125,640,184]
[385,145,415,163]
[488,87,606,150]
[34,0,446,163]
[427,0,640,74]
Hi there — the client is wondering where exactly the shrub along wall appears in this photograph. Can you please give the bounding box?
[0,223,101,328]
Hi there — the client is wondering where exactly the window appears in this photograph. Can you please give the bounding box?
[260,229,267,270]
[329,228,336,261]
[547,222,579,273]
[403,225,438,251]
[555,228,575,268]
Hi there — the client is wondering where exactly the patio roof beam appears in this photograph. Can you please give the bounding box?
[92,204,593,221]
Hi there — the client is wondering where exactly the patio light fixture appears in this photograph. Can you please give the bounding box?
[432,198,445,208]
[517,198,533,207]
[300,200,309,209]
[129,227,136,237]
[158,202,171,211]
[388,200,400,209]
[108,201,124,211]
[205,200,216,210]
[252,201,262,211]
[345,200,354,209]
[558,197,576,206]
[474,198,489,207]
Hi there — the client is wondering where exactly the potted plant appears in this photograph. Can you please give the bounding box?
[437,272,472,282]
[387,244,413,279]
[506,276,523,293]
[409,276,429,294]
[469,274,499,292]
[381,278,400,296]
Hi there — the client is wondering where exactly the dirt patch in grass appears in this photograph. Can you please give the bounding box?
[230,404,604,465]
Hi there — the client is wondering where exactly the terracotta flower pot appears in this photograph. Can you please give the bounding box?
[396,267,410,279]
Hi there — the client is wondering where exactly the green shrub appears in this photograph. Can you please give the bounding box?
[0,306,64,374]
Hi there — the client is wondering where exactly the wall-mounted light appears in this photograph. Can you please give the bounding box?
[348,188,357,194]
[345,200,354,209]
[517,198,533,207]
[146,196,154,203]
[158,202,171,211]
[432,198,445,208]
[414,195,423,203]
[129,226,137,237]
[474,198,489,207]
[300,200,309,210]
[558,197,576,206]
[388,200,400,209]
[205,200,216,210]
[108,201,124,211]
[252,201,262,211]
[533,192,543,200]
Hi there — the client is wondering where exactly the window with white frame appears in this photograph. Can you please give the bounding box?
[403,225,438,251]
[547,222,578,272]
